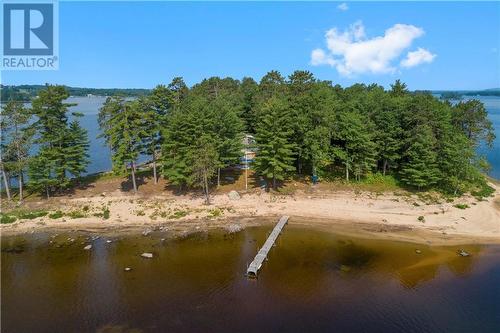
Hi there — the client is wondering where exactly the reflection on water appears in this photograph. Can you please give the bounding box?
[2,226,500,332]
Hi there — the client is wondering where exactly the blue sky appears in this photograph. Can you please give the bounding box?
[2,1,499,90]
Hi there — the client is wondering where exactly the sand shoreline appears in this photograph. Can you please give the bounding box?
[2,183,499,245]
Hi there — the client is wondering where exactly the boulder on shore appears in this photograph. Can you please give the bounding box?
[228,190,241,200]
[227,224,242,234]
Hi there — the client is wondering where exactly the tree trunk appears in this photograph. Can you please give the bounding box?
[217,167,220,188]
[131,162,137,193]
[383,159,388,176]
[46,186,50,199]
[273,175,276,190]
[2,169,11,200]
[152,154,158,184]
[345,160,349,182]
[19,171,24,202]
[204,172,210,205]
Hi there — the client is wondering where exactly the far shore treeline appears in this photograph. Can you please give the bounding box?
[0,71,496,204]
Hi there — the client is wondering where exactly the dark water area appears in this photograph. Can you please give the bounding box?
[2,226,500,333]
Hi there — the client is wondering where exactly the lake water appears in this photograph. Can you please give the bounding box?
[69,95,500,179]
[2,225,500,332]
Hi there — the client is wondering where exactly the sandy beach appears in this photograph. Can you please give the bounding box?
[2,180,499,245]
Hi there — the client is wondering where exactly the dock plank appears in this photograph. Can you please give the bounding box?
[247,216,289,277]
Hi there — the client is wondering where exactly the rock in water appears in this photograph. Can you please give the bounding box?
[458,249,470,257]
[142,229,152,236]
[415,249,422,254]
[124,267,132,272]
[228,190,241,200]
[83,245,92,250]
[141,252,153,259]
[227,224,242,234]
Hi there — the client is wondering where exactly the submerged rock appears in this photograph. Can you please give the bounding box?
[458,249,470,257]
[228,191,241,200]
[83,245,92,250]
[415,249,422,254]
[124,267,132,272]
[227,224,242,234]
[141,252,153,259]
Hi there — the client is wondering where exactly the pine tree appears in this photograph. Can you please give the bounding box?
[333,110,376,181]
[66,120,90,180]
[99,98,146,193]
[29,85,89,195]
[140,86,170,184]
[187,135,219,204]
[0,101,34,201]
[400,125,440,189]
[254,96,296,189]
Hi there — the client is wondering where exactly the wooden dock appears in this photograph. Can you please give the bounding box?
[247,216,289,277]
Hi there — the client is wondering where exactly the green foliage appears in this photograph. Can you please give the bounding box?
[0,214,17,224]
[418,216,425,222]
[18,210,48,219]
[170,210,188,219]
[453,204,470,209]
[254,96,297,189]
[67,210,85,219]
[48,211,64,219]
[28,85,89,196]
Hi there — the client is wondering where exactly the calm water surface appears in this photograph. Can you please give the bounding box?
[2,225,500,332]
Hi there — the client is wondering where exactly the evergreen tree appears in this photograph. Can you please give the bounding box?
[66,120,90,179]
[188,135,219,204]
[452,99,495,147]
[29,85,88,195]
[333,110,376,181]
[0,101,34,201]
[254,97,296,189]
[99,98,146,193]
[400,125,440,189]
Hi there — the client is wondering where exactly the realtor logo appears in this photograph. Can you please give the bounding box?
[1,0,58,70]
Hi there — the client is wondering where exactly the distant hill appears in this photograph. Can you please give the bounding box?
[1,84,151,102]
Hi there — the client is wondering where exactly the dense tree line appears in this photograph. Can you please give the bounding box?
[1,86,89,200]
[1,71,495,203]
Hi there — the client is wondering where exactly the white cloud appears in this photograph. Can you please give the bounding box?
[337,3,349,11]
[401,48,436,68]
[311,21,435,76]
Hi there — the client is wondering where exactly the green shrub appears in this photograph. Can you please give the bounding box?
[1,214,17,224]
[170,210,188,219]
[454,204,469,210]
[48,211,64,219]
[18,210,48,220]
[208,208,223,218]
[67,211,85,219]
[102,208,110,219]
[471,183,495,201]
[418,216,425,222]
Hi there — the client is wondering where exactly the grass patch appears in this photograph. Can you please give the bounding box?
[0,214,17,224]
[48,211,64,219]
[170,210,188,219]
[208,208,223,218]
[18,210,48,219]
[471,183,495,201]
[67,210,86,219]
[453,204,470,210]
